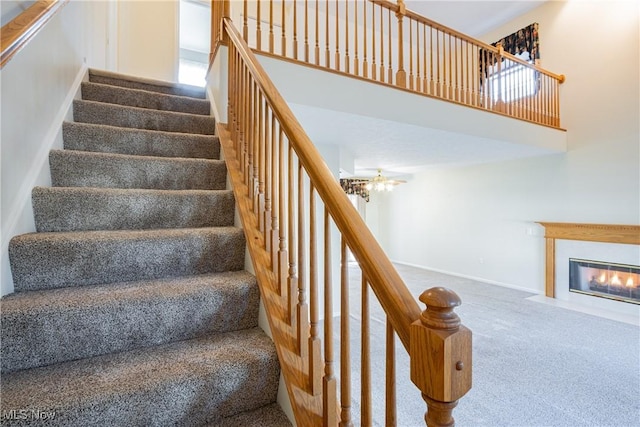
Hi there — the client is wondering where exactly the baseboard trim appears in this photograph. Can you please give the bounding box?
[391,260,540,295]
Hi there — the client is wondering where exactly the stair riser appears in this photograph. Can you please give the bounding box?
[1,275,259,373]
[73,100,215,135]
[1,330,280,426]
[33,188,235,232]
[81,82,211,115]
[89,70,206,98]
[9,228,246,292]
[62,122,219,159]
[49,150,227,190]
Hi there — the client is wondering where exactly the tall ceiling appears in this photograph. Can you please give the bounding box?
[404,1,547,37]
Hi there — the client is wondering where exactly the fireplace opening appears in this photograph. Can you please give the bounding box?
[569,258,640,305]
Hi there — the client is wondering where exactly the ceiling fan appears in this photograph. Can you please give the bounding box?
[345,169,407,192]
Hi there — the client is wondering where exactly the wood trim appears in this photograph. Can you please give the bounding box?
[538,222,640,245]
[537,222,640,298]
[1,0,70,69]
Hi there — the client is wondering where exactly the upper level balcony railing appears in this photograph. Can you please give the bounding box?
[212,0,565,128]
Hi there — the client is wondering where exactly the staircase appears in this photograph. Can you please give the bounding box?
[0,69,292,426]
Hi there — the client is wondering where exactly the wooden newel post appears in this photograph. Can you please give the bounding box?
[395,0,407,88]
[410,287,472,427]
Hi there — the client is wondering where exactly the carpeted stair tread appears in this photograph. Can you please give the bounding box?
[1,271,259,373]
[33,187,235,232]
[73,99,215,134]
[9,227,246,292]
[89,68,206,98]
[0,328,280,426]
[81,82,211,115]
[210,403,292,427]
[62,122,219,159]
[49,150,226,190]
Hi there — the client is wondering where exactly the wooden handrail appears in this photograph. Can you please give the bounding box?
[223,16,420,348]
[1,0,69,68]
[218,13,472,426]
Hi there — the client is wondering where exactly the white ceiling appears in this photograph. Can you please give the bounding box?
[404,1,547,37]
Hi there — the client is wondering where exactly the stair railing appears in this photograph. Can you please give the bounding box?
[214,15,472,426]
[213,0,564,128]
[1,0,69,68]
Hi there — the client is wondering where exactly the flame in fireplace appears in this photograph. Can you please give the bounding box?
[611,273,622,286]
[626,276,635,288]
[598,272,607,284]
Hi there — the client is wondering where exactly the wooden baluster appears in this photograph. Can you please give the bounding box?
[325,0,330,67]
[256,0,262,50]
[277,128,287,294]
[304,0,309,62]
[363,0,368,78]
[395,0,406,87]
[264,105,272,244]
[323,208,337,426]
[465,41,470,104]
[344,0,349,73]
[308,183,321,395]
[429,26,434,94]
[379,5,384,82]
[297,162,308,357]
[353,0,358,75]
[436,30,440,96]
[410,287,472,427]
[371,3,376,80]
[361,275,372,426]
[335,0,340,71]
[387,8,393,84]
[385,321,396,426]
[496,45,504,112]
[269,0,274,53]
[447,33,452,99]
[422,25,427,93]
[315,0,319,65]
[340,239,353,427]
[281,0,286,56]
[243,0,248,41]
[252,83,259,196]
[254,94,264,216]
[293,0,298,59]
[270,113,278,270]
[287,145,298,325]
[455,37,460,101]
[408,18,414,91]
[246,80,254,199]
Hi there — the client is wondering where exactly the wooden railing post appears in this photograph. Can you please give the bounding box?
[395,0,407,88]
[410,287,472,427]
[495,43,505,112]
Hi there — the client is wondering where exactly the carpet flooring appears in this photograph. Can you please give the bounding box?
[344,263,639,427]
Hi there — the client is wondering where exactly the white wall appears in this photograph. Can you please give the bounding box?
[372,0,639,294]
[117,0,179,81]
[1,0,112,295]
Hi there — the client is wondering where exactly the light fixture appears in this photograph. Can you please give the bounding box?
[365,169,402,192]
[340,169,405,202]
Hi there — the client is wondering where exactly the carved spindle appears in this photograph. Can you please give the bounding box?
[323,208,337,426]
[256,0,262,50]
[363,0,368,78]
[287,146,298,324]
[395,0,406,87]
[410,287,472,427]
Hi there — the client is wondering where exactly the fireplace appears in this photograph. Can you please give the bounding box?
[569,258,640,305]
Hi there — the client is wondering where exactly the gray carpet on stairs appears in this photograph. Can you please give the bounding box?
[1,328,280,427]
[62,122,219,159]
[81,82,211,115]
[33,187,235,232]
[49,150,227,190]
[1,68,290,426]
[9,227,246,292]
[88,68,206,99]
[73,99,215,134]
